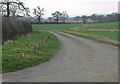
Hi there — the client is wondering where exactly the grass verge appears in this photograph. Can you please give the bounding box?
[63,30,119,46]
[70,30,118,41]
[2,31,60,73]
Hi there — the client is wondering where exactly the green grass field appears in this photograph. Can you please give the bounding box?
[70,30,118,41]
[32,24,79,31]
[32,22,119,46]
[64,30,119,46]
[2,31,60,73]
[32,22,118,30]
[79,22,119,29]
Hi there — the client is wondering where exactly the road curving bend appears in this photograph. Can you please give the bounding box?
[3,31,118,82]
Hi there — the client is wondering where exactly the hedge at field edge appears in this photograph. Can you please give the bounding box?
[2,16,33,43]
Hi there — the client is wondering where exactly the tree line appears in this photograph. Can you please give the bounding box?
[31,7,119,24]
[0,0,119,24]
[33,7,69,24]
[80,13,119,23]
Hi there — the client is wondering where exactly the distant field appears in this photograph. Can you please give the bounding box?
[69,22,118,41]
[32,22,118,31]
[32,24,79,31]
[79,22,119,29]
[32,22,119,46]
[2,31,60,73]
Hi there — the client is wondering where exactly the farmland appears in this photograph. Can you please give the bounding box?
[33,22,118,31]
[32,24,79,31]
[78,22,119,29]
[67,30,118,41]
[2,22,119,73]
[32,22,119,45]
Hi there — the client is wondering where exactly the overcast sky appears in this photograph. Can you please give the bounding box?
[24,0,119,18]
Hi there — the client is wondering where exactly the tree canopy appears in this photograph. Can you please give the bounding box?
[52,11,62,22]
[0,0,28,17]
[33,6,45,23]
[62,11,69,23]
[74,16,80,24]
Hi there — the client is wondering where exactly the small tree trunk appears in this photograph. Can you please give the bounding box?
[77,20,78,24]
[63,19,65,24]
[38,16,41,23]
[57,17,59,23]
[7,2,10,17]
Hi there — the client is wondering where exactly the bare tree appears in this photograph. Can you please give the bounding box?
[81,15,87,24]
[48,17,53,22]
[89,14,97,23]
[0,4,6,15]
[74,16,80,24]
[9,4,18,16]
[0,0,26,17]
[33,6,44,23]
[52,11,62,23]
[24,7,31,18]
[62,11,69,23]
